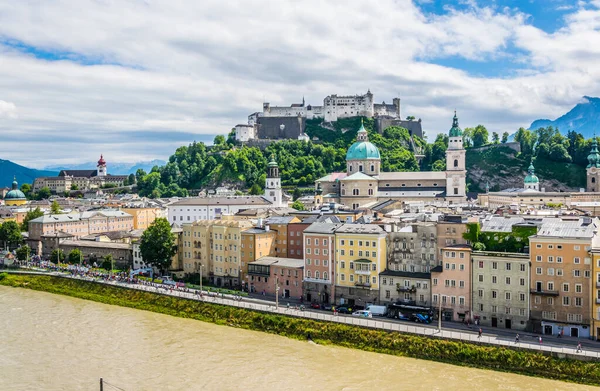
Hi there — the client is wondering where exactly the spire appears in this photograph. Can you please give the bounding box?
[357,118,368,141]
[485,181,490,193]
[12,176,18,190]
[449,111,463,137]
[267,153,278,168]
[528,158,535,175]
[587,134,600,168]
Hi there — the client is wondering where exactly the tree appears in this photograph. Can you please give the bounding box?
[20,183,32,198]
[0,221,23,249]
[70,184,79,190]
[36,187,51,200]
[291,200,305,211]
[139,218,176,273]
[101,254,114,271]
[471,125,489,147]
[21,207,44,231]
[51,200,62,214]
[213,135,226,145]
[501,132,509,143]
[16,245,31,262]
[128,173,136,185]
[50,249,65,264]
[248,183,263,195]
[406,116,415,121]
[292,188,302,201]
[68,249,83,264]
[492,132,499,144]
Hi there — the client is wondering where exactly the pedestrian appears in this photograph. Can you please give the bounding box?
[515,334,520,344]
[478,328,482,339]
[539,336,543,345]
[577,342,582,353]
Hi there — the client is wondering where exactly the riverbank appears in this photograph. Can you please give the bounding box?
[2,273,600,386]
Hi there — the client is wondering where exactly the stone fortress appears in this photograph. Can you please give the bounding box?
[234,90,423,143]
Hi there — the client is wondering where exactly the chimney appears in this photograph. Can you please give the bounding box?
[265,225,270,232]
[258,218,263,228]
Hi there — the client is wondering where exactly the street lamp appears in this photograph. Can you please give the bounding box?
[275,276,280,308]
[438,295,443,332]
[197,263,204,293]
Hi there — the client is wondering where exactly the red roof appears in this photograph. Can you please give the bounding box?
[97,154,106,166]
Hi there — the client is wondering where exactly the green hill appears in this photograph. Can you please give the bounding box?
[0,159,57,188]
[466,145,586,193]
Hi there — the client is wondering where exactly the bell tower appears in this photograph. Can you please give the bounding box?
[445,111,466,202]
[587,136,600,192]
[264,155,284,207]
[97,154,107,177]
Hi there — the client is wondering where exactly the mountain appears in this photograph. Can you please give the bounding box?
[44,159,166,175]
[0,159,58,188]
[529,96,600,138]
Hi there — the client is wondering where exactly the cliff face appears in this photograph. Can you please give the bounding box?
[466,145,585,193]
[529,96,600,138]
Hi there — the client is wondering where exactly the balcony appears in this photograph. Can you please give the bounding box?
[354,270,371,276]
[354,282,372,288]
[397,287,417,293]
[530,289,559,296]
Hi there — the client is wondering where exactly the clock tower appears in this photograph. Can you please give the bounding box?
[587,137,600,192]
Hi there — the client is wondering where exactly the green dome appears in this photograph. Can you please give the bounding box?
[449,111,463,137]
[346,122,381,161]
[587,138,600,168]
[5,177,26,200]
[267,154,279,168]
[524,160,539,184]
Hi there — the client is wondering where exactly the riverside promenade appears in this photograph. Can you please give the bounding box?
[7,270,600,361]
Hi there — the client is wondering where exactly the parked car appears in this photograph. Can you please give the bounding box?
[365,305,387,317]
[321,304,333,311]
[310,302,321,309]
[335,306,352,314]
[352,310,373,318]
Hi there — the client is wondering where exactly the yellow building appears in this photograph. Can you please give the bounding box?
[3,177,27,206]
[240,227,277,287]
[181,218,253,287]
[120,207,163,230]
[334,223,387,307]
[591,250,600,340]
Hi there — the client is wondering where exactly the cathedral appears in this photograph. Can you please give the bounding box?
[315,113,467,209]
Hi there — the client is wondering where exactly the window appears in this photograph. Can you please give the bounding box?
[573,270,581,277]
[547,297,554,305]
[349,275,354,282]
[478,275,484,282]
[385,290,390,298]
[492,262,498,270]
[563,296,570,306]
[340,274,345,281]
[575,284,582,293]
[492,276,497,284]
[574,257,580,264]
[506,263,511,271]
[520,264,526,272]
[520,278,525,286]
[547,268,554,276]
[340,240,345,246]
[536,267,542,275]
[557,269,563,276]
[433,278,438,286]
[520,293,526,302]
[349,262,354,270]
[548,256,554,263]
[548,282,554,291]
[491,305,497,313]
[563,283,569,292]
[478,289,484,297]
[340,250,345,256]
[505,292,511,301]
[315,271,320,279]
[459,280,465,288]
[557,257,563,263]
[341,261,345,269]
[492,290,497,299]
[478,261,484,269]
[459,264,464,271]
[536,255,542,262]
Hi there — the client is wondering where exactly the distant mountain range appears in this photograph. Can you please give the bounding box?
[43,160,167,176]
[0,159,57,188]
[529,96,600,138]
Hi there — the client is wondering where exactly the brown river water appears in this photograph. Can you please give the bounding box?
[0,286,597,391]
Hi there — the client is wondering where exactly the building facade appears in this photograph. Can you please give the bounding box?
[28,211,134,241]
[303,222,342,304]
[247,257,304,299]
[471,251,530,331]
[431,245,472,322]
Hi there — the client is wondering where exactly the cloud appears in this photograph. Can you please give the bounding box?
[0,0,599,167]
[0,100,17,119]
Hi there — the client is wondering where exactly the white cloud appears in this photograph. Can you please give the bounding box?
[0,0,599,167]
[0,100,17,119]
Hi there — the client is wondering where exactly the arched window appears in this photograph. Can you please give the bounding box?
[371,165,375,172]
[341,189,346,196]
[349,165,353,172]
[359,165,363,172]
[307,270,311,278]
[353,189,360,196]
[592,177,596,183]
[454,159,458,167]
[315,271,320,279]
[323,272,328,280]
[368,189,373,196]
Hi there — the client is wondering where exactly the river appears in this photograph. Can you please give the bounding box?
[0,286,596,391]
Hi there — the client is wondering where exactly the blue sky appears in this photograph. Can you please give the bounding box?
[0,0,599,167]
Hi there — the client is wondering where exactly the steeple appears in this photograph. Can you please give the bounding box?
[449,110,463,137]
[524,158,540,190]
[357,118,368,141]
[587,136,600,168]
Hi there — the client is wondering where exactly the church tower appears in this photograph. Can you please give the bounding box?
[524,159,540,191]
[586,137,600,192]
[97,154,107,177]
[264,155,285,207]
[445,111,466,202]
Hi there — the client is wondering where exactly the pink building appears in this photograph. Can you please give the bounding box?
[248,257,304,300]
[431,245,472,322]
[303,222,342,304]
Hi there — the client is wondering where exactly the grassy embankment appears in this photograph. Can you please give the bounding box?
[2,273,600,386]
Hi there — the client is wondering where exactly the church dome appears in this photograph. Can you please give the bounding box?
[97,154,106,166]
[5,177,26,200]
[449,111,463,137]
[524,160,539,184]
[346,122,381,161]
[267,155,279,168]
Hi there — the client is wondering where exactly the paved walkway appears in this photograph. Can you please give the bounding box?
[6,269,600,359]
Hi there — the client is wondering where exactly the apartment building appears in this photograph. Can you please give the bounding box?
[471,251,530,331]
[529,217,596,338]
[119,206,165,230]
[379,270,431,307]
[591,250,600,340]
[334,224,387,307]
[181,219,253,287]
[265,216,301,258]
[240,227,277,287]
[431,245,472,322]
[303,222,343,304]
[28,211,134,241]
[247,257,304,299]
[436,215,468,261]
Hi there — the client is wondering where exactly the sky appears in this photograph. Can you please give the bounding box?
[1,0,600,168]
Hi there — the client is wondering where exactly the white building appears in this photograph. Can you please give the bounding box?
[234,124,256,142]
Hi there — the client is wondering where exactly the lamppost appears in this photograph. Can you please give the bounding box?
[238,267,242,292]
[198,263,204,293]
[275,276,280,308]
[438,294,443,332]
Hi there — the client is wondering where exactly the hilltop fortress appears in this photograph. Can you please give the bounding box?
[235,90,423,143]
